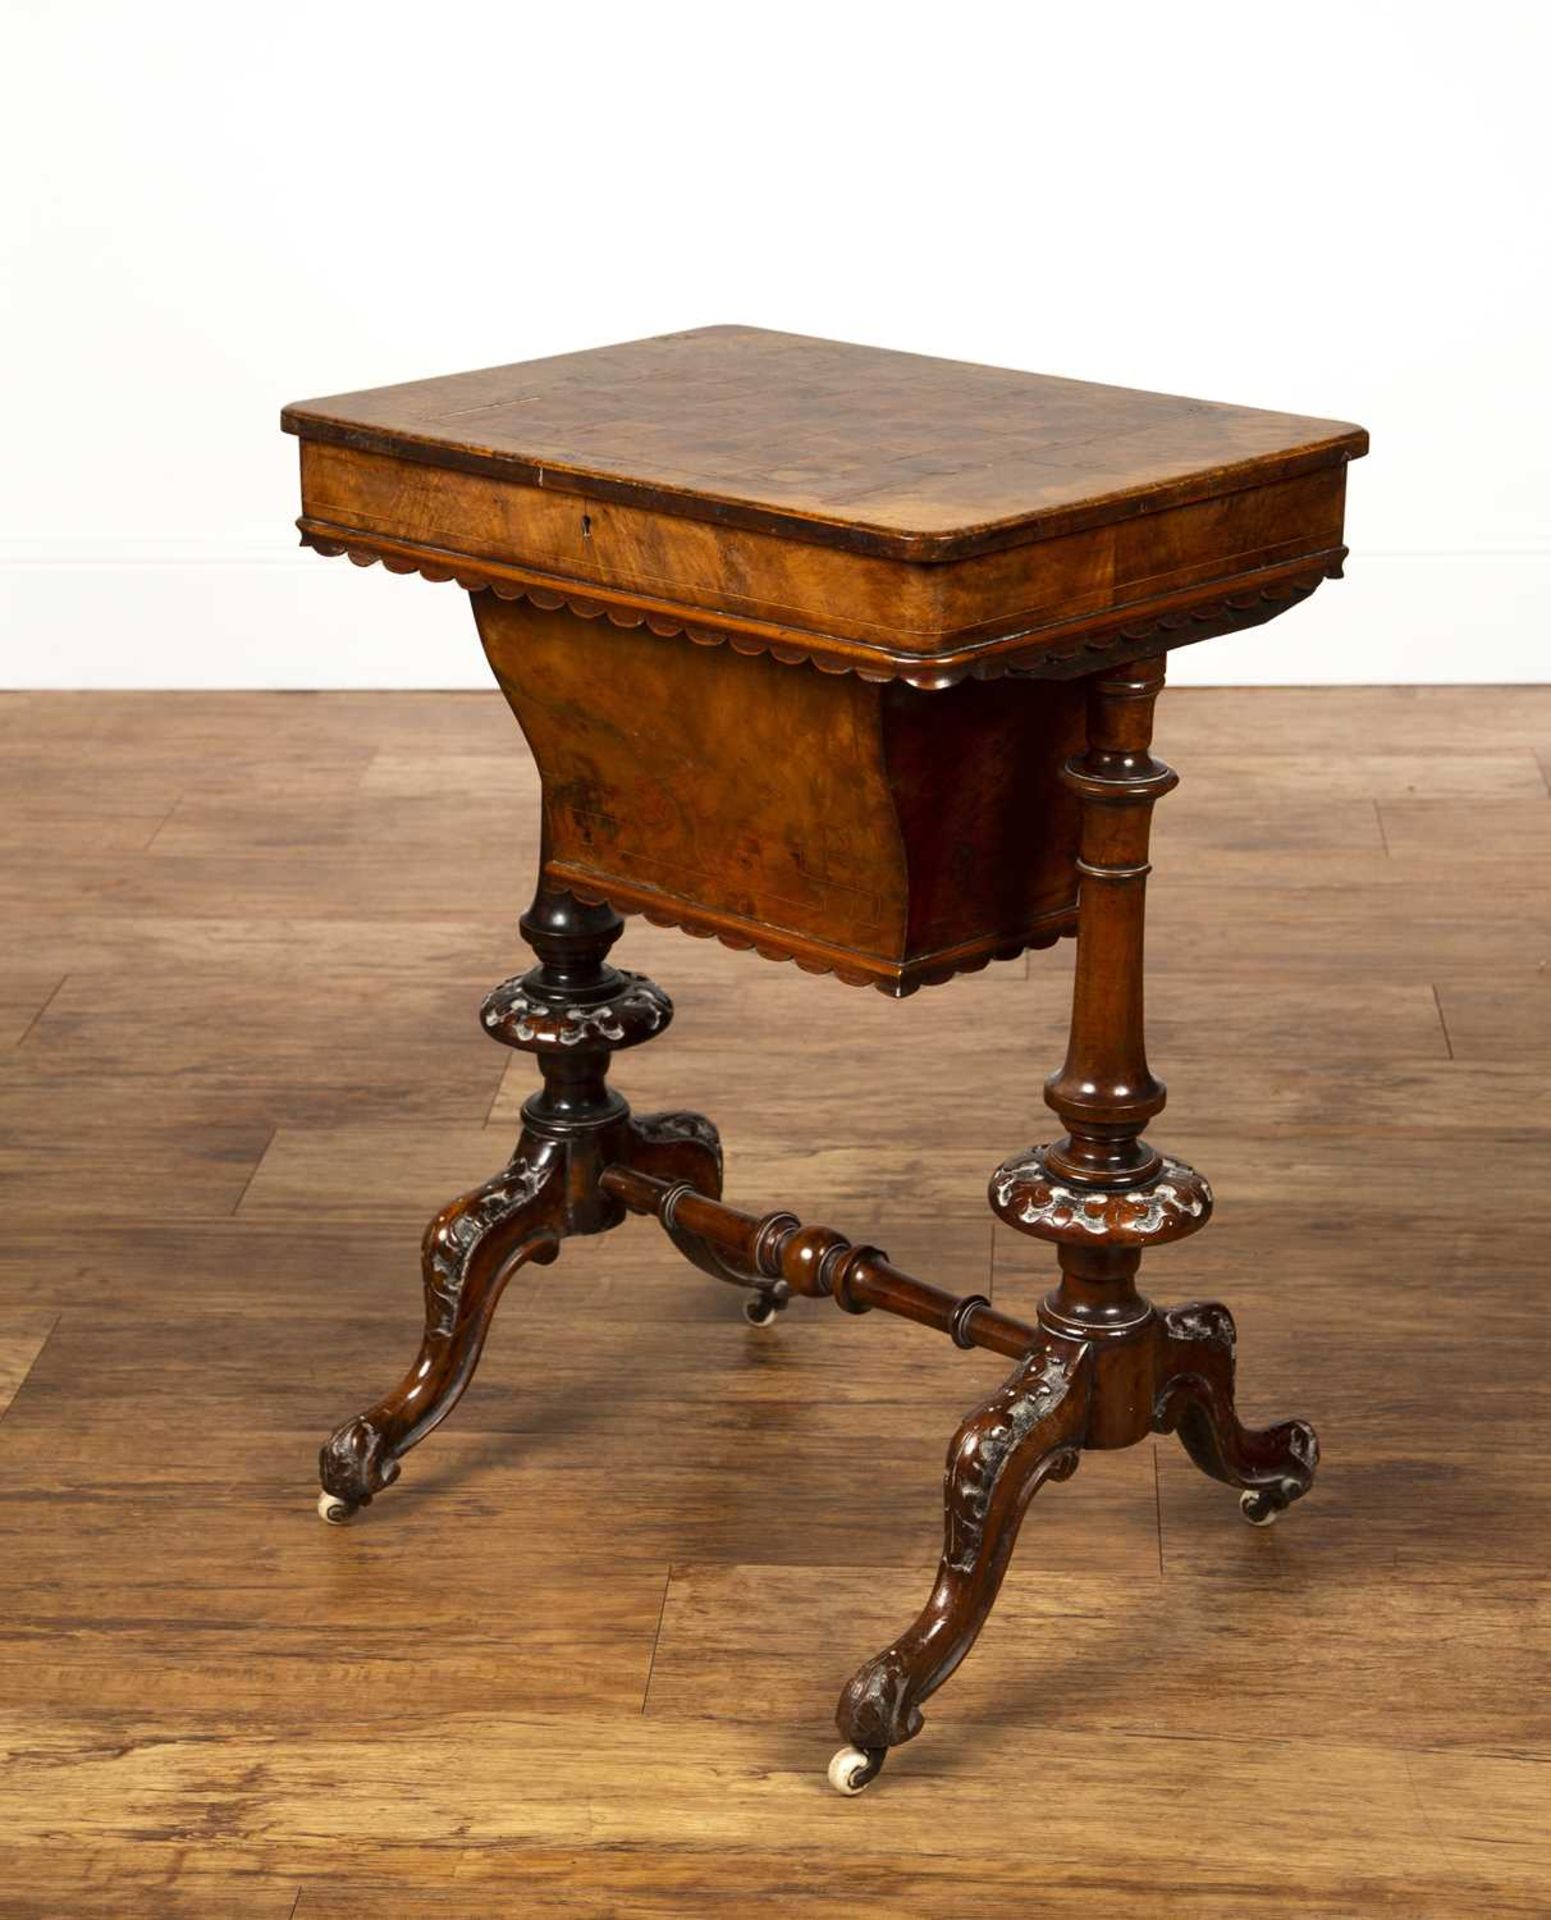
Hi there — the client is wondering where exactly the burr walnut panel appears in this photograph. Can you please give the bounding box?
[297,440,1348,661]
[474,596,1084,994]
[284,324,1365,560]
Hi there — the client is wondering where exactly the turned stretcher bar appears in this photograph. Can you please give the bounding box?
[600,1165,1036,1360]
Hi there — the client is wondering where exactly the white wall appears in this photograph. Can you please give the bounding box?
[3,1,1547,688]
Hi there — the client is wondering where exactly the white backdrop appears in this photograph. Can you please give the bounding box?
[3,1,1547,688]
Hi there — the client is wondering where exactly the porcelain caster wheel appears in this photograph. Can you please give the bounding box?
[743,1287,788,1328]
[827,1744,886,1795]
[318,1488,358,1525]
[1240,1488,1285,1527]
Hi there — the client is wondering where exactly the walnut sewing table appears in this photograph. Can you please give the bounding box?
[283,326,1367,1793]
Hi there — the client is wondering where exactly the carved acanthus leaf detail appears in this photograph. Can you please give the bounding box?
[425,1160,549,1336]
[319,1414,397,1506]
[1162,1302,1237,1354]
[621,1110,726,1213]
[1287,1422,1320,1474]
[946,1349,1082,1573]
[480,969,671,1051]
[990,1146,1213,1246]
[837,1646,922,1750]
[633,1109,722,1156]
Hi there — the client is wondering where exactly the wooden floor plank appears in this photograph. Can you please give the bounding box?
[1378,795,1551,859]
[1157,746,1548,800]
[644,1556,1551,1753]
[0,1113,273,1222]
[1432,969,1551,1057]
[0,970,64,1049]
[0,1312,56,1422]
[1158,683,1551,752]
[13,968,510,1126]
[3,1711,1546,1910]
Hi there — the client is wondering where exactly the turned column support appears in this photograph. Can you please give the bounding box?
[1044,654,1177,1187]
[991,653,1211,1342]
[316,884,721,1522]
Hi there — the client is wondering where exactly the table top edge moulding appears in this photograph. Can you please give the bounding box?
[282,324,1368,559]
[283,325,1366,689]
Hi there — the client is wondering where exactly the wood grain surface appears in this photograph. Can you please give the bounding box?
[1,688,1548,1917]
[283,327,1366,558]
[285,330,1364,688]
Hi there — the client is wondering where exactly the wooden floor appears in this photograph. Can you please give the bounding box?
[1,687,1549,1917]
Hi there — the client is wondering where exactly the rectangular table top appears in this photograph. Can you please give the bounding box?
[282,325,1366,564]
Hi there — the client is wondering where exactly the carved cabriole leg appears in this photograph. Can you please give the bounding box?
[317,888,722,1522]
[317,1146,567,1521]
[830,1335,1092,1792]
[1153,1303,1319,1524]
